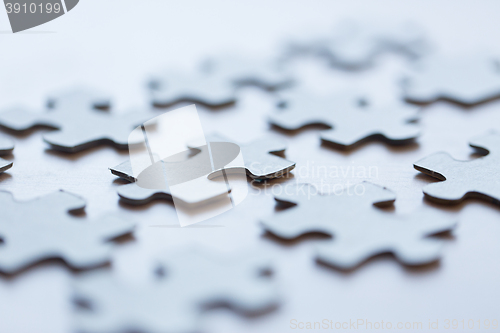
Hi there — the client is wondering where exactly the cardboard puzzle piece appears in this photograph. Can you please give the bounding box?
[0,191,135,274]
[402,56,500,106]
[73,249,278,333]
[261,182,456,269]
[0,138,14,173]
[46,85,111,110]
[195,134,296,181]
[0,88,150,152]
[286,21,429,70]
[269,92,420,149]
[202,55,294,90]
[110,144,231,206]
[414,131,500,205]
[149,70,237,108]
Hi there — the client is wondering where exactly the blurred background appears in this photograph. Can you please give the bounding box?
[1,1,500,332]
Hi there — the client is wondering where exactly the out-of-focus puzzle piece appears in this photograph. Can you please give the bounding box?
[261,182,456,269]
[414,131,500,205]
[73,249,279,333]
[269,91,420,149]
[286,21,429,70]
[149,70,237,108]
[0,191,135,274]
[402,56,500,106]
[202,55,294,90]
[0,87,150,152]
[193,134,296,181]
[0,138,14,173]
[149,56,293,108]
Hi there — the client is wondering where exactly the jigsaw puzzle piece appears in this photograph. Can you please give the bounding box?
[0,191,134,274]
[73,250,278,333]
[42,110,149,152]
[46,85,111,110]
[414,132,500,204]
[320,104,420,148]
[0,106,60,131]
[262,182,455,269]
[402,56,500,106]
[149,70,236,108]
[202,55,294,90]
[316,209,456,269]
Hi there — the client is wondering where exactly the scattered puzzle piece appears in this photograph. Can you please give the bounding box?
[193,134,296,181]
[202,55,294,90]
[286,21,429,70]
[0,138,14,173]
[0,88,150,152]
[261,182,456,269]
[73,249,278,333]
[414,131,500,205]
[149,70,237,108]
[402,56,500,106]
[0,191,135,274]
[269,91,420,149]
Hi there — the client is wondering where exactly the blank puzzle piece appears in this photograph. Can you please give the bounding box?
[110,145,230,206]
[194,134,296,181]
[149,56,293,108]
[414,131,500,205]
[0,87,150,152]
[73,250,278,333]
[261,182,456,269]
[269,92,420,149]
[286,21,428,70]
[202,55,294,90]
[402,56,500,106]
[149,70,237,108]
[322,22,428,70]
[0,191,135,274]
[0,137,14,173]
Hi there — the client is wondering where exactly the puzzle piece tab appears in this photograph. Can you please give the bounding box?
[269,92,420,149]
[0,191,134,274]
[414,131,500,205]
[402,56,500,106]
[261,182,456,269]
[73,249,278,333]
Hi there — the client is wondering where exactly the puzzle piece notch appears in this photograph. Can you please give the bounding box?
[269,91,420,149]
[73,249,279,333]
[414,131,500,205]
[0,190,135,274]
[261,182,456,269]
[195,134,296,181]
[402,56,500,106]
